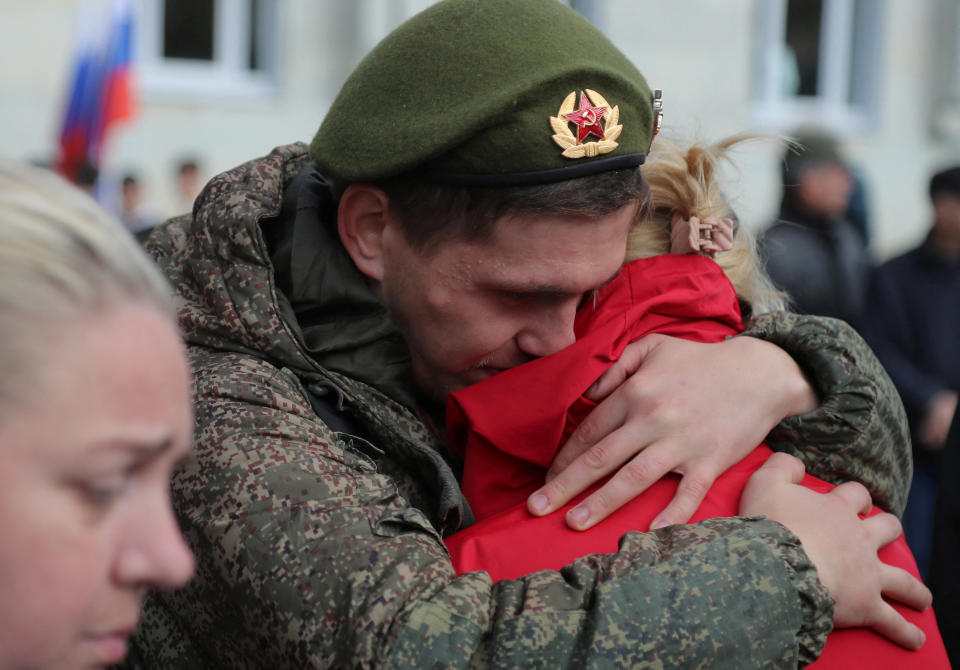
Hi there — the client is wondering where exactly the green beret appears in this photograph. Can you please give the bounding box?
[310,0,660,186]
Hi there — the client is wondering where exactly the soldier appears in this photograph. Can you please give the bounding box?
[128,1,926,667]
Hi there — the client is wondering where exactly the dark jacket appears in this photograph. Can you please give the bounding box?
[761,206,872,331]
[861,238,960,444]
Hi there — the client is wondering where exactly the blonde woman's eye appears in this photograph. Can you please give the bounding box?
[81,479,131,506]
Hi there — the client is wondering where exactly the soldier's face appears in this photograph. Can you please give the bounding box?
[0,304,195,669]
[378,203,635,401]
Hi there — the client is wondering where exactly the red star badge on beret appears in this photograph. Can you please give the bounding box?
[564,91,607,143]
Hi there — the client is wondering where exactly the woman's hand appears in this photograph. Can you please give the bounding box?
[526,333,818,530]
[741,453,931,649]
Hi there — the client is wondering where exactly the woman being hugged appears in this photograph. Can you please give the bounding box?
[0,161,195,669]
[446,137,947,668]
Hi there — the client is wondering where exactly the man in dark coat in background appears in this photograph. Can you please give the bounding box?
[761,131,873,331]
[863,166,960,578]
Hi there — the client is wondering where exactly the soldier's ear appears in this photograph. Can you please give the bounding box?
[338,184,391,281]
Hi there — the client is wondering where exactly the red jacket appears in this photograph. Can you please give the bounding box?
[446,255,947,668]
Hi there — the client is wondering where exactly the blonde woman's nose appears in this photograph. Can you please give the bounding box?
[114,495,195,590]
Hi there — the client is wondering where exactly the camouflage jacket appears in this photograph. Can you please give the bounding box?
[127,143,910,669]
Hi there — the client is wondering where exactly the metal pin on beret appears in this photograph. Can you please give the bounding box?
[310,0,661,187]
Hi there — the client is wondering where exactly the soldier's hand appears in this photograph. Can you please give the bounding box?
[527,334,817,530]
[741,452,932,650]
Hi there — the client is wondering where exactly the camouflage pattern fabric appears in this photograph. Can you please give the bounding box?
[125,144,909,669]
[744,312,912,516]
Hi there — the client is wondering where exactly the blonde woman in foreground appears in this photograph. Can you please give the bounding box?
[0,161,194,669]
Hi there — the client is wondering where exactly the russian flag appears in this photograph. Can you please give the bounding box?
[57,0,136,182]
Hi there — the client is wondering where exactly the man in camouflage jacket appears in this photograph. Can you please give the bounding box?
[127,140,916,668]
[128,1,921,667]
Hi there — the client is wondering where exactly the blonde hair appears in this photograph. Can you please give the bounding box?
[0,160,174,418]
[629,136,787,315]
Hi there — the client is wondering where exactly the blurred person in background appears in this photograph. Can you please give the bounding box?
[760,131,873,332]
[0,160,195,669]
[862,165,960,579]
[173,157,201,216]
[73,159,100,201]
[118,172,158,241]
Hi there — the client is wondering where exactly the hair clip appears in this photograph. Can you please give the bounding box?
[670,212,734,258]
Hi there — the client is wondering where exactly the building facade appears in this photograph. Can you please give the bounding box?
[2,0,959,257]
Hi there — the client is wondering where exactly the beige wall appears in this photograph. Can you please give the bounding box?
[2,0,958,258]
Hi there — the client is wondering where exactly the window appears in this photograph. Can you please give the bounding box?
[753,0,885,132]
[560,0,599,25]
[138,0,279,99]
[353,0,437,54]
[932,1,960,139]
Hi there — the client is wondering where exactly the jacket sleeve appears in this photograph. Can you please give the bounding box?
[130,350,833,670]
[742,312,912,516]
